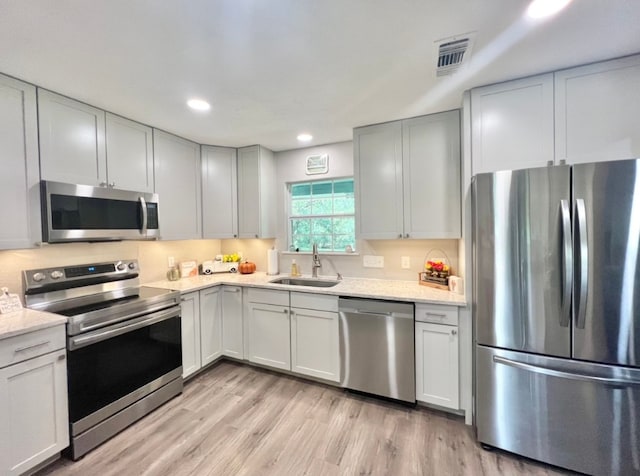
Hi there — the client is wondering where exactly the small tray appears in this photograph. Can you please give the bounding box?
[418,272,449,291]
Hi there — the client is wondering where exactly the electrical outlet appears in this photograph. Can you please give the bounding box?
[401,256,410,269]
[168,256,175,267]
[363,255,384,268]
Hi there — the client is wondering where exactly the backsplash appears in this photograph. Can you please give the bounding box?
[0,238,459,303]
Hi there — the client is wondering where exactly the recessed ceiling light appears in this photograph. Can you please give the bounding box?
[297,133,313,142]
[526,0,572,19]
[187,98,211,111]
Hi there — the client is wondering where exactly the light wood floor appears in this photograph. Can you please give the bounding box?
[39,361,572,476]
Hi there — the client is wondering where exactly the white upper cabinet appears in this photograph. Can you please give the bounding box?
[153,129,202,240]
[105,113,154,192]
[470,73,554,174]
[355,111,461,240]
[38,89,107,185]
[39,89,153,192]
[237,145,276,238]
[0,74,41,249]
[354,121,404,239]
[202,145,238,239]
[555,54,640,165]
[402,111,461,239]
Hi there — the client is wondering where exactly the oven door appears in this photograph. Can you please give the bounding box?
[67,305,181,436]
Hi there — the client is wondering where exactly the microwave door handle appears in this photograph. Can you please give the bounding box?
[139,196,148,235]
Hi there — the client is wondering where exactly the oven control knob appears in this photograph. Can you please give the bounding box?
[117,263,126,271]
[128,262,136,270]
[32,272,46,282]
[50,270,64,280]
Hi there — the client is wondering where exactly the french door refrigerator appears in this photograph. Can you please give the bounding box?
[473,159,640,476]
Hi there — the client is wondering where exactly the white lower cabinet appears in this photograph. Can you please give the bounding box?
[221,286,243,359]
[200,287,222,367]
[290,292,339,382]
[180,291,201,378]
[247,300,291,371]
[0,326,69,476]
[181,288,223,379]
[415,320,459,410]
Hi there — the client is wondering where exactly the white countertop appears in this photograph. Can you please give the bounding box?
[145,272,466,306]
[0,308,67,340]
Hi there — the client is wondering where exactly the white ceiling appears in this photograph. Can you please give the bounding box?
[1,1,639,151]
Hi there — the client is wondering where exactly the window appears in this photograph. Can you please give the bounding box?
[289,178,355,252]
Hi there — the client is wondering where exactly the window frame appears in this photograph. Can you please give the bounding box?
[286,177,356,253]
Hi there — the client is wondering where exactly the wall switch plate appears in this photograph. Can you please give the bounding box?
[363,255,384,268]
[401,256,410,269]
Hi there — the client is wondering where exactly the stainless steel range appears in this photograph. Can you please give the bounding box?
[24,259,182,460]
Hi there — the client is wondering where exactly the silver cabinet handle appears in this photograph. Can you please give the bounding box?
[398,234,402,239]
[425,312,446,319]
[109,182,116,188]
[493,355,640,387]
[559,199,572,327]
[99,181,108,187]
[575,198,588,329]
[58,354,66,361]
[283,308,288,313]
[224,288,240,293]
[14,341,50,353]
[405,233,409,238]
[451,329,457,335]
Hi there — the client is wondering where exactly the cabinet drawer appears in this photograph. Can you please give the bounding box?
[248,288,289,306]
[415,303,458,326]
[0,325,66,369]
[290,292,338,312]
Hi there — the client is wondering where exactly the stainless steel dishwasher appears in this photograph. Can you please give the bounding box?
[339,297,415,403]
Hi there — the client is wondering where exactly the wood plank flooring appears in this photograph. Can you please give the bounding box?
[38,361,572,476]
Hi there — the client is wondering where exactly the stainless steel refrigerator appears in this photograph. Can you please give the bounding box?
[473,159,640,476]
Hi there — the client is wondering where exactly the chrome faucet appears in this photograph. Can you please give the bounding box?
[311,242,322,277]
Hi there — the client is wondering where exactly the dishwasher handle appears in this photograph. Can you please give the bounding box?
[339,307,413,320]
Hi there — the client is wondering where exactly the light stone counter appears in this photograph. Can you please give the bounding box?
[145,272,466,306]
[0,308,67,340]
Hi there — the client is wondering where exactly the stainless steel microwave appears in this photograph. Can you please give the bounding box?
[41,181,160,243]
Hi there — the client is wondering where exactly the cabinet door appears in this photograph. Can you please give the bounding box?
[180,292,201,378]
[402,111,461,239]
[202,146,238,238]
[415,322,459,409]
[248,302,291,370]
[237,146,276,239]
[38,89,107,185]
[105,113,154,192]
[0,349,68,476]
[291,307,339,382]
[354,122,404,239]
[0,74,41,249]
[221,286,244,358]
[199,287,222,367]
[471,74,554,174]
[153,129,202,240]
[555,54,640,165]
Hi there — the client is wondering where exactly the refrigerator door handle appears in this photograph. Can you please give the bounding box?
[575,198,589,329]
[493,356,640,387]
[560,200,572,327]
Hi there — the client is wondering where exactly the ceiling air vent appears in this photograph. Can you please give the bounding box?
[435,33,475,77]
[306,154,329,175]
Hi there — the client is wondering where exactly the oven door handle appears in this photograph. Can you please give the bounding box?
[68,306,180,350]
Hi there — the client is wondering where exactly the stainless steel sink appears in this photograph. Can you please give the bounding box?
[269,277,340,288]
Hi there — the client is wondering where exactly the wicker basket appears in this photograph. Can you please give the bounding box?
[419,249,452,290]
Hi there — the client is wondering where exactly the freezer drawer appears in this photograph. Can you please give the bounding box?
[476,346,640,476]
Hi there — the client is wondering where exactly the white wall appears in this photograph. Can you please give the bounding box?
[274,141,459,280]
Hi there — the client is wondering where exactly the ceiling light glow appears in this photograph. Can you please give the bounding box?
[297,133,313,142]
[187,99,211,111]
[526,0,572,19]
